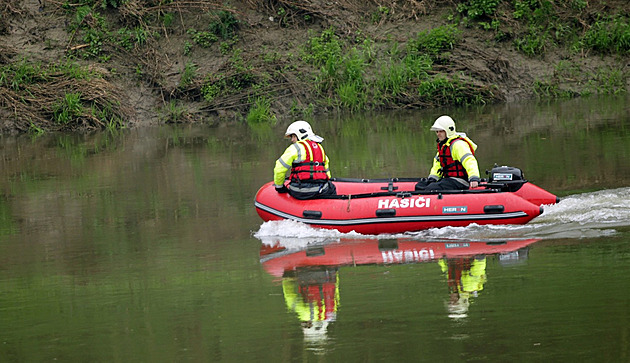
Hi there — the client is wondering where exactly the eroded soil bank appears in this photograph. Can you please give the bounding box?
[0,0,628,133]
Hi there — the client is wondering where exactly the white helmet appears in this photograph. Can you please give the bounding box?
[285,120,323,142]
[430,115,457,138]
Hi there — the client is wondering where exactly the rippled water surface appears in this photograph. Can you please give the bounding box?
[1,96,630,361]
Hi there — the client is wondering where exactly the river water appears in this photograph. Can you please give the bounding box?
[1,95,629,361]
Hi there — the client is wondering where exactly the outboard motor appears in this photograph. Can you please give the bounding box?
[486,165,526,192]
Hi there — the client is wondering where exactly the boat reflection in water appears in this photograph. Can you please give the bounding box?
[259,236,541,345]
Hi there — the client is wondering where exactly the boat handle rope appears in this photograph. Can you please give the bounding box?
[320,187,504,200]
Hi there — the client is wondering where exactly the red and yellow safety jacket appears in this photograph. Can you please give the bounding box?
[429,134,480,182]
[274,139,331,186]
[290,140,328,182]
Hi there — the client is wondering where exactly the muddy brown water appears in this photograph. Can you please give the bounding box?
[1,95,629,361]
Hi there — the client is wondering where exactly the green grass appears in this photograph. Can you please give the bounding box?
[295,24,497,111]
[407,25,461,58]
[180,62,197,88]
[457,0,500,20]
[53,93,83,124]
[208,10,240,40]
[532,80,578,99]
[246,97,276,125]
[418,76,492,106]
[187,28,218,48]
[160,99,188,123]
[301,27,342,67]
[376,54,432,97]
[2,61,44,90]
[514,25,551,56]
[582,16,630,55]
[335,80,366,111]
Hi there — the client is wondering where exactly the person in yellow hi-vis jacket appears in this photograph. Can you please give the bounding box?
[416,115,481,191]
[274,120,336,200]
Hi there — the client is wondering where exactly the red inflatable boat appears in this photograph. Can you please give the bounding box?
[255,166,559,235]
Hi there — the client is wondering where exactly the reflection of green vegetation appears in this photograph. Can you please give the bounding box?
[324,113,435,178]
[0,198,18,236]
[246,122,276,143]
[475,96,629,192]
[520,122,629,194]
[0,240,280,361]
[55,134,96,166]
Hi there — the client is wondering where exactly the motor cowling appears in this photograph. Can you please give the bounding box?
[488,165,524,182]
[486,165,526,192]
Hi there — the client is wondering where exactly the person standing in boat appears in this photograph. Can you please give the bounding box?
[274,120,336,199]
[416,115,481,191]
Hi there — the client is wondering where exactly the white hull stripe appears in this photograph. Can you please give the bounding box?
[254,202,530,226]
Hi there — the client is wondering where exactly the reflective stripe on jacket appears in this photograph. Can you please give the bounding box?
[274,139,331,186]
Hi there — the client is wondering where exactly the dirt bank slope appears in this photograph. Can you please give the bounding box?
[0,0,628,133]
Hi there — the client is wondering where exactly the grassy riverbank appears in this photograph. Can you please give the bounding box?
[0,0,628,133]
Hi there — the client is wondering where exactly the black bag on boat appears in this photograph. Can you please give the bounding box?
[289,180,337,200]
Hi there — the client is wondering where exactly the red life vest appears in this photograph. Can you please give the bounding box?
[290,140,329,183]
[437,137,475,179]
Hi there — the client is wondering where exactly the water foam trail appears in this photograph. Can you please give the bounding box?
[253,187,630,242]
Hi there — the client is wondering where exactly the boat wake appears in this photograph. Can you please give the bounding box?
[253,187,630,242]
